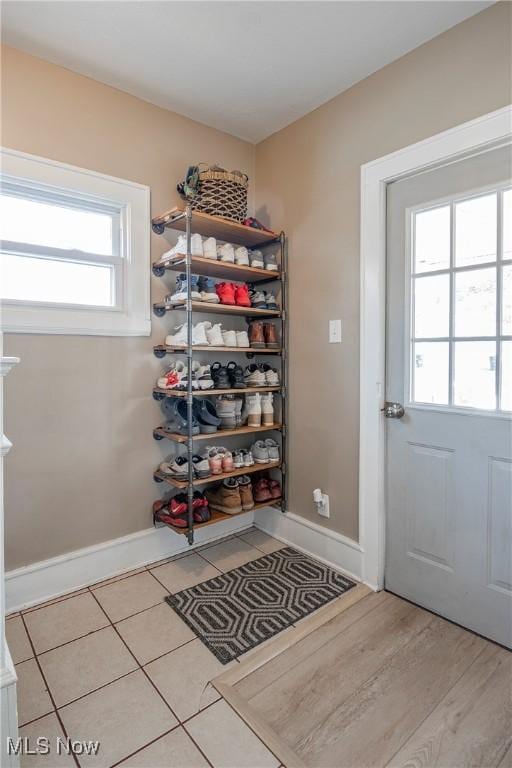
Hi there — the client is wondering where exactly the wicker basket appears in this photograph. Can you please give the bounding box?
[183,165,249,223]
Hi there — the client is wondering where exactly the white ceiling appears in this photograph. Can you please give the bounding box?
[2,1,493,143]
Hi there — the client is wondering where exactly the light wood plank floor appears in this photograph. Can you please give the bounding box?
[223,591,512,768]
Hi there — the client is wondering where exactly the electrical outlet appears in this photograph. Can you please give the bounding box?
[329,319,342,343]
[318,493,330,518]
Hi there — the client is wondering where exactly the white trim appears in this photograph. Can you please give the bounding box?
[359,105,512,591]
[5,511,260,613]
[1,645,19,768]
[255,508,363,585]
[1,147,151,336]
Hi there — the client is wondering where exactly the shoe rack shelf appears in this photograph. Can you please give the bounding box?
[153,300,281,318]
[154,344,282,357]
[153,423,283,444]
[154,461,282,489]
[151,203,287,544]
[155,501,282,536]
[153,254,280,284]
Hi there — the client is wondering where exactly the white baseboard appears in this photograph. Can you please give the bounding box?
[5,512,256,613]
[255,508,364,584]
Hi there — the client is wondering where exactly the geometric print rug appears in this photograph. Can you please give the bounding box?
[165,547,356,663]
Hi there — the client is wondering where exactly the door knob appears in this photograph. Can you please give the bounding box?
[382,401,405,419]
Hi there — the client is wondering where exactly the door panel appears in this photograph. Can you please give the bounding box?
[385,145,512,648]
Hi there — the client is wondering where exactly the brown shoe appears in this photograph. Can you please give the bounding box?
[263,323,279,348]
[205,479,242,514]
[248,321,265,348]
[238,475,255,510]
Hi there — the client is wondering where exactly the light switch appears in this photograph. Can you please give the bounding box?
[329,319,342,343]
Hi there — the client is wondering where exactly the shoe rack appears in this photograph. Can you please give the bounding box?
[151,205,287,544]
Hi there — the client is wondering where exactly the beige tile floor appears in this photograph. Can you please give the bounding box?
[6,528,285,768]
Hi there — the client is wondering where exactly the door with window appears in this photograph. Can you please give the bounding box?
[385,144,512,648]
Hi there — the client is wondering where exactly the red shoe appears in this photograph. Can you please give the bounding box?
[216,282,236,305]
[235,283,251,307]
[154,509,189,528]
[253,478,272,503]
[268,479,282,500]
[170,494,188,516]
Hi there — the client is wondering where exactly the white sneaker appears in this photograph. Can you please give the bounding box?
[203,237,217,259]
[235,330,250,348]
[235,246,249,266]
[190,233,204,257]
[249,249,264,268]
[193,321,210,346]
[222,329,237,347]
[206,323,224,346]
[243,392,262,427]
[160,234,186,262]
[261,393,274,426]
[165,324,187,346]
[218,243,235,263]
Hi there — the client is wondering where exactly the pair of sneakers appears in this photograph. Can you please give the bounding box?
[153,492,210,528]
[165,321,246,348]
[216,282,251,307]
[249,250,279,272]
[160,234,203,262]
[233,449,254,468]
[244,364,280,387]
[157,361,214,391]
[215,243,251,266]
[253,477,282,503]
[159,453,211,480]
[205,476,254,514]
[243,392,274,427]
[200,446,233,475]
[251,439,280,464]
[166,274,219,305]
[249,289,278,310]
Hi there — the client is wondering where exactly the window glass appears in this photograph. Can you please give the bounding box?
[413,342,449,405]
[414,205,450,273]
[455,268,496,337]
[454,341,496,410]
[455,193,496,267]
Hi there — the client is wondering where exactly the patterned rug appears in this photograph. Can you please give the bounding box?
[165,547,356,663]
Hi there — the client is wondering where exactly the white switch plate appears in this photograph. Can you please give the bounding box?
[329,319,342,343]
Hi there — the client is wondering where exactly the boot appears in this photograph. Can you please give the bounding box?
[243,392,261,427]
[205,479,242,514]
[249,321,265,349]
[260,393,274,426]
[263,323,279,348]
[238,475,255,511]
[216,396,237,429]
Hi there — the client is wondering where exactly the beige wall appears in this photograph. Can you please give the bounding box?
[1,44,255,569]
[255,3,512,541]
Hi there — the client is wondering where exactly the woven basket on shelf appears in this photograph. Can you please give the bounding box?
[183,165,249,223]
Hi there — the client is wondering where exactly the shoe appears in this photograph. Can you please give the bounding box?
[216,282,236,305]
[161,398,200,435]
[251,440,270,463]
[238,475,255,510]
[192,491,211,521]
[244,364,266,387]
[236,330,250,348]
[169,494,188,517]
[268,479,282,500]
[243,392,262,427]
[194,398,220,433]
[160,235,186,263]
[227,361,245,389]
[250,290,267,309]
[198,276,220,303]
[249,321,266,349]
[264,253,279,272]
[206,323,224,346]
[154,507,189,529]
[235,246,249,266]
[203,237,217,259]
[233,450,245,469]
[261,393,275,426]
[167,274,201,304]
[234,396,243,427]
[205,479,242,515]
[189,234,204,256]
[264,323,279,348]
[192,454,211,478]
[216,395,237,428]
[241,448,254,467]
[159,455,191,480]
[235,283,251,307]
[165,322,210,347]
[222,329,237,347]
[259,363,280,386]
[264,438,280,460]
[264,291,279,311]
[211,362,230,389]
[249,250,264,269]
[217,243,235,263]
[178,366,200,391]
[196,365,214,390]
[253,477,273,503]
[157,360,185,390]
[222,451,234,472]
[202,447,223,475]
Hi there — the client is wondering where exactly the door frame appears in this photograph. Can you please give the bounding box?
[359,105,512,591]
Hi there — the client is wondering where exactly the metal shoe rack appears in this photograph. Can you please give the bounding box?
[151,204,287,544]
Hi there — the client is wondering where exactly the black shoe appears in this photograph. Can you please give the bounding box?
[226,361,245,389]
[211,362,230,389]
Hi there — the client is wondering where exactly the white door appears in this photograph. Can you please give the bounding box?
[385,145,512,648]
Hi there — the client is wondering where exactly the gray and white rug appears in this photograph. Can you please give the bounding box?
[165,547,355,663]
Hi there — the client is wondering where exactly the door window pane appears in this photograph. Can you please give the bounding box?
[455,193,497,267]
[0,194,114,256]
[0,253,114,306]
[454,341,496,410]
[501,341,512,411]
[413,342,449,405]
[414,274,449,338]
[503,189,512,260]
[503,264,512,335]
[455,267,496,337]
[414,205,450,273]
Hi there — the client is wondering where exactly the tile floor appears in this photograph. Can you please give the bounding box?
[6,528,286,768]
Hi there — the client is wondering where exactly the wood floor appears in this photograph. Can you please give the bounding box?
[214,589,512,768]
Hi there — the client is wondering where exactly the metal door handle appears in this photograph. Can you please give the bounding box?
[381,401,405,419]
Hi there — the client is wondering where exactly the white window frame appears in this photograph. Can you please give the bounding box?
[0,147,151,336]
[404,181,512,418]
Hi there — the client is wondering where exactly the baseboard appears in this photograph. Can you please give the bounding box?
[255,508,364,583]
[5,512,256,613]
